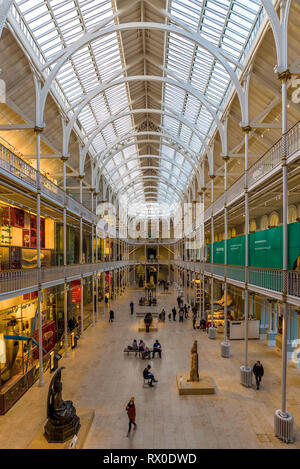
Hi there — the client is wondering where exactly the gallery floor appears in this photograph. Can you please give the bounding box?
[1,286,300,449]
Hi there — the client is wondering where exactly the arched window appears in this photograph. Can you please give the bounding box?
[249,220,256,233]
[269,212,279,228]
[288,205,297,224]
[260,215,269,231]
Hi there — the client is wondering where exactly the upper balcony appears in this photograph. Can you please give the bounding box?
[204,121,300,223]
[0,143,97,225]
[174,260,300,307]
[0,260,134,300]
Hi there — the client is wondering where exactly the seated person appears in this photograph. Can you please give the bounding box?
[152,339,162,358]
[143,364,158,387]
[127,339,138,351]
[132,339,138,350]
[142,345,151,360]
[138,340,145,354]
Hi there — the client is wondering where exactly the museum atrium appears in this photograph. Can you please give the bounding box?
[0,0,300,450]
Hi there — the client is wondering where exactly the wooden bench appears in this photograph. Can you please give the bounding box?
[123,347,161,358]
[123,348,138,356]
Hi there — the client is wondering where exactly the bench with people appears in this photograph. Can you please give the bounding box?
[139,297,157,306]
[124,339,162,359]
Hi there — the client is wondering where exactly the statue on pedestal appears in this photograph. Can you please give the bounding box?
[44,367,80,443]
[144,312,153,333]
[188,340,199,382]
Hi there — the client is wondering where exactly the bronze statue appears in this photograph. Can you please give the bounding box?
[188,340,199,382]
[144,312,153,333]
[44,367,80,443]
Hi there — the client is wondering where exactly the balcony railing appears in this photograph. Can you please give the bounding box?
[0,261,134,297]
[0,143,96,223]
[204,121,300,221]
[174,260,300,299]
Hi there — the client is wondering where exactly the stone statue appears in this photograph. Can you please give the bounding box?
[44,367,80,443]
[144,312,153,333]
[188,340,199,382]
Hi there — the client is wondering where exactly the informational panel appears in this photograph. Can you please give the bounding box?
[207,221,300,269]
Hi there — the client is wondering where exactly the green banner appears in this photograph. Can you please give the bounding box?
[206,221,300,270]
[249,225,283,269]
[227,236,245,266]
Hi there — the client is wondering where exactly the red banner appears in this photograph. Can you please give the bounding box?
[33,320,56,357]
[71,280,81,303]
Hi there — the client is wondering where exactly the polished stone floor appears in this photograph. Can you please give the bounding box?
[1,286,300,449]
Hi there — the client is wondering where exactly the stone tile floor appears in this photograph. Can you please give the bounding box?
[0,286,299,449]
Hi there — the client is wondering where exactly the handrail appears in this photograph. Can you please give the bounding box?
[204,120,300,220]
[174,259,300,299]
[0,142,96,223]
[0,260,135,296]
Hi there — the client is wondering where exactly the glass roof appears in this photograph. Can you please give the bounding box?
[15,0,146,209]
[159,0,263,206]
[13,0,263,218]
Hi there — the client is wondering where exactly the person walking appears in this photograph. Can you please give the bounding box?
[192,311,197,330]
[177,296,181,308]
[109,310,114,322]
[252,360,264,390]
[172,306,177,321]
[130,301,134,315]
[126,397,137,437]
[179,308,184,323]
[184,304,188,318]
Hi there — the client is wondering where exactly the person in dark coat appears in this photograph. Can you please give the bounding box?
[143,364,158,387]
[109,310,114,322]
[172,306,177,321]
[130,301,134,315]
[126,397,137,437]
[252,360,264,390]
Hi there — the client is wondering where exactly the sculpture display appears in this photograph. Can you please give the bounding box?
[144,312,153,333]
[188,340,199,382]
[44,367,80,443]
[176,339,215,394]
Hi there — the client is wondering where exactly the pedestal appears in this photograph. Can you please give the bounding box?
[240,365,252,387]
[138,319,158,332]
[176,372,215,395]
[208,327,216,339]
[29,409,94,449]
[274,409,294,443]
[221,341,230,358]
[44,413,81,443]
